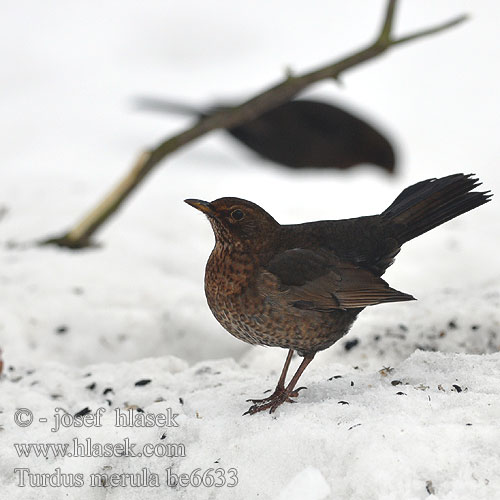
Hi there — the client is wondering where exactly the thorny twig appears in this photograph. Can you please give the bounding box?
[42,1,467,248]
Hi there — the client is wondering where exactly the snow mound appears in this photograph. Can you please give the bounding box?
[1,350,499,499]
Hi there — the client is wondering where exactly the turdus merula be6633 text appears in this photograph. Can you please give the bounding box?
[185,174,491,415]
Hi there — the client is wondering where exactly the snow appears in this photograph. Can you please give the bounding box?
[1,1,500,499]
[2,351,500,499]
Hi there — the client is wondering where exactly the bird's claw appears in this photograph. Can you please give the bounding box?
[290,386,307,397]
[243,386,307,415]
[245,386,285,404]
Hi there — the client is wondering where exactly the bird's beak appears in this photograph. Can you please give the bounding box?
[184,198,216,216]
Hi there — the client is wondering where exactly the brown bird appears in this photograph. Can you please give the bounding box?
[185,174,491,415]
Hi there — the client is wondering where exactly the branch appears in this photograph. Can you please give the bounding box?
[42,0,468,249]
[391,14,469,46]
[379,0,397,44]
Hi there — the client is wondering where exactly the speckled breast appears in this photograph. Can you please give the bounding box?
[204,244,361,355]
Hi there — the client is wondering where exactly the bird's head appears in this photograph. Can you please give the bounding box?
[185,197,279,248]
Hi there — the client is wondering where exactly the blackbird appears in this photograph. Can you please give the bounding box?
[185,174,491,415]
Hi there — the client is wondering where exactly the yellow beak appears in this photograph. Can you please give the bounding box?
[184,199,216,216]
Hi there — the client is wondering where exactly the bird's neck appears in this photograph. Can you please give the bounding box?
[205,240,261,298]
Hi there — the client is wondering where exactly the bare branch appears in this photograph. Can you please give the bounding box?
[379,0,397,44]
[41,1,468,249]
[392,14,468,46]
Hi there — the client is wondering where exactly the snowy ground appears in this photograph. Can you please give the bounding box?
[1,1,499,499]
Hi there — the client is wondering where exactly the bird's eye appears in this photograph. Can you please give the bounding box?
[231,209,244,221]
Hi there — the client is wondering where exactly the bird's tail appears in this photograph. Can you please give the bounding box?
[382,173,492,244]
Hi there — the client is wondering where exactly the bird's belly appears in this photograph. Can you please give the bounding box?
[206,288,361,355]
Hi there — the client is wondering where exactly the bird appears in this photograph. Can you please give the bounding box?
[185,174,491,415]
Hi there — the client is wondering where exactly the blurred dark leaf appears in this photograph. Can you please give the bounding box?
[228,100,395,172]
[136,97,396,173]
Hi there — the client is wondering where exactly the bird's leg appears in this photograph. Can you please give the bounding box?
[275,348,294,391]
[244,353,315,415]
[246,349,294,405]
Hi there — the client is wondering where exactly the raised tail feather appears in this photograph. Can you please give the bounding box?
[382,173,492,244]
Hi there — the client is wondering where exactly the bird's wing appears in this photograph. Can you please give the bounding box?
[259,248,414,311]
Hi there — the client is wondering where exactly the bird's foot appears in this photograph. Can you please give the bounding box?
[243,386,307,415]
